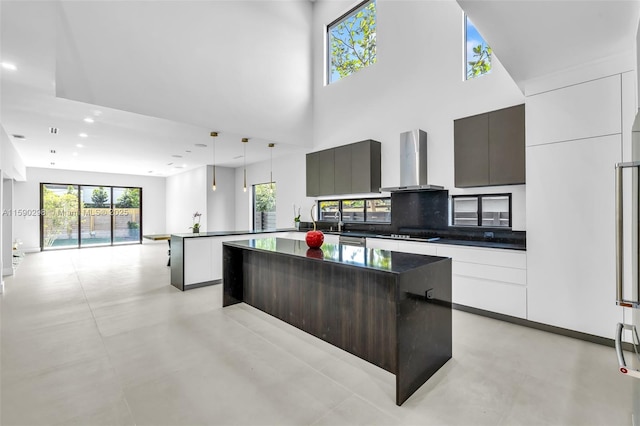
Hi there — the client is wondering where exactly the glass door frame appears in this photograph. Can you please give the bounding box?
[40,182,143,250]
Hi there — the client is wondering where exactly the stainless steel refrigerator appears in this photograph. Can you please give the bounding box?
[614,159,640,425]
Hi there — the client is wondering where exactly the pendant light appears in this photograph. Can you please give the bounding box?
[210,132,218,191]
[242,138,249,192]
[268,143,275,192]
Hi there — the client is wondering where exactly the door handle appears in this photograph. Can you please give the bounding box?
[615,323,640,379]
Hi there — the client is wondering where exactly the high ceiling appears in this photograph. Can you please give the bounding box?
[1,0,313,177]
[458,0,640,91]
[2,0,640,178]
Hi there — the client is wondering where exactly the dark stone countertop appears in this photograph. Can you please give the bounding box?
[223,237,449,274]
[171,228,295,239]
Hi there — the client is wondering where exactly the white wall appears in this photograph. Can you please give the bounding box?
[166,166,207,234]
[234,152,316,231]
[2,179,14,276]
[1,127,27,287]
[206,165,236,232]
[1,127,27,182]
[13,167,166,251]
[312,0,527,230]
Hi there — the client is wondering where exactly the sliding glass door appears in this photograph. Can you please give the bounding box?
[40,183,142,250]
[80,186,112,247]
[113,187,141,244]
[41,184,80,249]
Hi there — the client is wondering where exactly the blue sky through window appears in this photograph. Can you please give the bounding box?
[465,16,492,79]
[328,0,376,84]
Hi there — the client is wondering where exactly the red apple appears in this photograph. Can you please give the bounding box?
[306,230,324,248]
[306,248,324,259]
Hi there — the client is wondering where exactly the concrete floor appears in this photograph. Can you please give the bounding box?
[0,243,636,425]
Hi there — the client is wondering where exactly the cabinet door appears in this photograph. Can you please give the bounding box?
[454,113,489,187]
[489,104,525,185]
[306,152,320,196]
[352,140,381,193]
[318,149,335,195]
[334,145,352,194]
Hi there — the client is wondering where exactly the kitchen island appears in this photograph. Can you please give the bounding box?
[223,237,452,405]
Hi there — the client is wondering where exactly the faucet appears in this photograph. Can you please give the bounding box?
[335,211,343,232]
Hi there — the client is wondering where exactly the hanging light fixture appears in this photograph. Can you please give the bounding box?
[210,132,218,191]
[268,143,275,192]
[242,138,249,192]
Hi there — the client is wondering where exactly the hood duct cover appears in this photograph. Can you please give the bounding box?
[380,129,444,192]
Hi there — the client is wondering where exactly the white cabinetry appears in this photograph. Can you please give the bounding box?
[366,238,398,251]
[183,232,288,286]
[437,245,527,318]
[365,236,527,318]
[525,70,627,338]
[396,240,437,256]
[526,135,621,337]
[526,74,621,146]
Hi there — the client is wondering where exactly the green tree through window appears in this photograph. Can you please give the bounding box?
[91,186,109,207]
[465,15,492,80]
[254,183,276,231]
[328,0,376,84]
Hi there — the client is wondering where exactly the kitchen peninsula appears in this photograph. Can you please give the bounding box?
[223,237,452,405]
[170,229,292,291]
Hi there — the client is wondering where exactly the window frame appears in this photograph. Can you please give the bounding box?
[326,0,377,85]
[39,182,142,250]
[318,197,391,224]
[463,13,492,81]
[451,193,512,228]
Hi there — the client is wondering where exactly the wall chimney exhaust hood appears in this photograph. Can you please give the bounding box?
[380,129,444,192]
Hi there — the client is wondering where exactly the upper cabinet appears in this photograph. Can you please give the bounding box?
[454,104,525,188]
[306,140,381,196]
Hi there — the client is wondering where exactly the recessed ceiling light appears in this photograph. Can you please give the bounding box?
[171,154,182,158]
[194,143,207,148]
[83,117,94,123]
[11,134,25,140]
[1,62,17,71]
[79,133,88,138]
[49,127,58,134]
[76,144,84,148]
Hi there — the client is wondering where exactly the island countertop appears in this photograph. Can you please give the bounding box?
[223,237,448,274]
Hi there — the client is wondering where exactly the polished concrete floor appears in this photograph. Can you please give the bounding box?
[1,243,636,425]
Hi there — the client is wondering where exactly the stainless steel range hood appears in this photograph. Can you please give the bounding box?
[380,129,444,192]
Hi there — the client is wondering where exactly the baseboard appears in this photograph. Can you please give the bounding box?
[452,303,635,352]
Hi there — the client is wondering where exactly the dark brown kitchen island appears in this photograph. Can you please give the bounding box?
[222,237,452,405]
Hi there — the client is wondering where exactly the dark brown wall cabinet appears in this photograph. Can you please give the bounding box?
[454,104,525,188]
[306,140,381,196]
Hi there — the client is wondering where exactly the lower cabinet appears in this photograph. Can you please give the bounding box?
[364,237,527,318]
[436,245,527,318]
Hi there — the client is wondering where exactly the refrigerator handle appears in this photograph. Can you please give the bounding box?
[615,323,640,379]
[615,161,640,308]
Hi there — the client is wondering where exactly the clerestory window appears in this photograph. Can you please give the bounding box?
[327,0,377,84]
